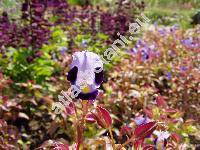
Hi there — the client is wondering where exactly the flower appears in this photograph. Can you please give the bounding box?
[134,115,151,126]
[125,48,138,55]
[158,28,166,36]
[166,72,172,80]
[153,22,158,28]
[67,51,103,100]
[82,40,87,47]
[180,66,187,72]
[59,46,68,55]
[181,37,198,48]
[141,50,149,61]
[170,24,179,33]
[154,130,170,149]
[154,131,170,142]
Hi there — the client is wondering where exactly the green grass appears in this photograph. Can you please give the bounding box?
[144,2,199,28]
[0,0,22,19]
[144,0,200,8]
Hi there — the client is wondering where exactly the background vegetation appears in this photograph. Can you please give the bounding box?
[0,0,199,149]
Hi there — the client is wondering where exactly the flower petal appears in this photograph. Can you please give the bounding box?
[67,66,78,84]
[95,68,104,85]
[77,90,98,100]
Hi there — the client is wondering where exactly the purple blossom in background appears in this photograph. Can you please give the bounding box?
[47,0,68,7]
[166,72,172,80]
[126,48,138,55]
[170,24,179,33]
[82,40,87,47]
[134,115,151,125]
[155,51,160,58]
[141,49,149,61]
[135,39,145,49]
[158,28,166,36]
[130,39,160,61]
[125,49,132,54]
[153,22,158,28]
[138,39,145,46]
[181,37,198,48]
[180,66,187,72]
[59,47,68,55]
[132,48,138,54]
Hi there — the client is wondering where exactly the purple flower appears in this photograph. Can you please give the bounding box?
[180,66,187,72]
[154,130,170,149]
[132,48,138,54]
[181,37,198,48]
[82,40,87,47]
[141,50,149,61]
[134,115,151,126]
[166,72,171,80]
[153,22,158,28]
[135,39,144,48]
[67,51,103,100]
[59,46,68,55]
[158,28,166,36]
[170,24,179,33]
[137,39,145,46]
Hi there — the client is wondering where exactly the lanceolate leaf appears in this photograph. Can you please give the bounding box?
[134,122,157,140]
[171,133,181,143]
[97,106,112,128]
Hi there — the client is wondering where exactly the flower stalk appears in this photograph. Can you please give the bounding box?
[109,127,116,150]
[76,100,89,150]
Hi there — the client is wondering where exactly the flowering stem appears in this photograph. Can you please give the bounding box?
[109,127,115,150]
[73,102,81,150]
[76,100,89,150]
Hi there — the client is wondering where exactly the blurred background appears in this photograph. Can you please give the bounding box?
[0,0,199,149]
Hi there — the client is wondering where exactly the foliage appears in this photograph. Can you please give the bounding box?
[0,0,199,149]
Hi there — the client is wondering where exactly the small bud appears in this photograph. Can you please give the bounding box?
[85,113,96,123]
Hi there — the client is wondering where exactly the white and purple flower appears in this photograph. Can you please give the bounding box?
[154,130,171,149]
[67,51,103,100]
